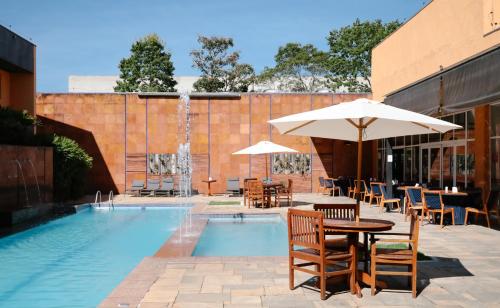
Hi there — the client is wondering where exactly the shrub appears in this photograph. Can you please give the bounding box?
[52,135,93,201]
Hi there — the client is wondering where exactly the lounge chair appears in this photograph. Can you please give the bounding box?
[226,177,241,196]
[127,180,145,196]
[141,179,160,196]
[156,177,175,196]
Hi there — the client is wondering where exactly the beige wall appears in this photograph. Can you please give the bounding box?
[372,0,500,101]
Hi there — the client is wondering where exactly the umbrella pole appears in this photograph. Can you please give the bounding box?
[356,124,363,222]
[266,154,269,179]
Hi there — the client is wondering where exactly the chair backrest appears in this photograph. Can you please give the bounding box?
[287,179,293,193]
[408,209,420,251]
[162,178,174,190]
[226,177,240,191]
[313,203,355,220]
[486,189,500,212]
[288,209,324,250]
[319,176,325,187]
[362,180,369,193]
[248,180,263,197]
[371,183,381,195]
[147,179,160,190]
[324,178,333,188]
[423,191,443,210]
[407,187,423,206]
[131,180,144,189]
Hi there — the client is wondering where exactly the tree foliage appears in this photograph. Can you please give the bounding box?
[258,43,329,92]
[190,36,255,92]
[326,19,401,92]
[115,34,177,92]
[52,135,93,201]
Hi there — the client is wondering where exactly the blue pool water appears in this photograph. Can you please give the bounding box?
[0,206,187,308]
[192,215,288,256]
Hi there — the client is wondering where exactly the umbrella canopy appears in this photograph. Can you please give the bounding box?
[232,140,298,155]
[233,140,298,178]
[269,98,460,220]
[269,98,461,140]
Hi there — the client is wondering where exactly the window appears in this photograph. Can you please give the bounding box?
[148,153,177,175]
[491,103,500,189]
[272,153,311,175]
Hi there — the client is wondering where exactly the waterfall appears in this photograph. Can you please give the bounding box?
[177,93,192,197]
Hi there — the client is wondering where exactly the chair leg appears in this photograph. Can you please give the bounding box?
[412,263,417,298]
[486,213,491,228]
[464,210,469,226]
[320,264,326,300]
[440,211,444,228]
[371,251,376,296]
[289,256,294,290]
[451,209,455,225]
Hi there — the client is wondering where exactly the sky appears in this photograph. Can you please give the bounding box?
[1,0,430,92]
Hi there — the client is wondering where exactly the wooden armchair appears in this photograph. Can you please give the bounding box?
[465,189,498,228]
[288,209,354,300]
[406,187,426,224]
[323,178,340,196]
[369,209,420,298]
[243,178,257,207]
[367,183,382,206]
[276,179,293,207]
[247,181,269,209]
[379,184,400,212]
[355,180,368,201]
[347,178,356,199]
[423,191,455,227]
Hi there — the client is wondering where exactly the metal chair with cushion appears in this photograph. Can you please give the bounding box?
[226,177,241,196]
[127,180,145,197]
[156,177,175,196]
[423,191,455,227]
[141,179,160,196]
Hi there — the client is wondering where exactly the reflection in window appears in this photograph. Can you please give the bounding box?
[454,112,466,140]
[491,104,500,137]
[272,153,311,175]
[148,153,177,175]
[492,139,500,189]
[467,110,475,139]
[467,141,475,188]
[404,147,412,182]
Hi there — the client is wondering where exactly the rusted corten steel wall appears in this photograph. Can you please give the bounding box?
[36,93,374,194]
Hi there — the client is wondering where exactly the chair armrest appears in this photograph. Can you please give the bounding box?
[375,238,413,243]
[370,232,411,237]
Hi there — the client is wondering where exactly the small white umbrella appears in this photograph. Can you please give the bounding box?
[269,98,461,219]
[233,140,298,179]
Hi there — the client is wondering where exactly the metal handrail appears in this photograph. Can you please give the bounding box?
[94,190,102,207]
[108,190,114,209]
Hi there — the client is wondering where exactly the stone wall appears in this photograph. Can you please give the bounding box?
[36,93,375,194]
[0,145,53,210]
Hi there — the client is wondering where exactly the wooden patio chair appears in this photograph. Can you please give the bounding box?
[367,183,382,206]
[355,180,368,201]
[247,181,270,209]
[347,178,356,199]
[331,180,342,197]
[423,191,455,227]
[465,189,499,228]
[276,179,293,207]
[406,187,426,224]
[369,209,420,298]
[318,176,326,193]
[379,184,400,212]
[243,178,257,207]
[288,209,354,300]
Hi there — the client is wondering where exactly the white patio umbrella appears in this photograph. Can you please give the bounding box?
[269,98,461,220]
[232,140,298,179]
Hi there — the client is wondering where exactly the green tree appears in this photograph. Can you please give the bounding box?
[190,36,255,92]
[258,43,329,92]
[115,34,177,92]
[326,19,401,92]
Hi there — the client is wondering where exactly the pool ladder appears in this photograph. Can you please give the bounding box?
[94,190,114,209]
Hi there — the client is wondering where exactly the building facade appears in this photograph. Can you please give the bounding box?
[36,93,375,195]
[371,0,500,195]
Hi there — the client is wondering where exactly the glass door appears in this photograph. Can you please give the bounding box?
[420,142,466,189]
[429,147,441,188]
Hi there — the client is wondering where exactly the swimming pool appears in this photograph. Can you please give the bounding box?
[192,215,288,256]
[0,206,188,308]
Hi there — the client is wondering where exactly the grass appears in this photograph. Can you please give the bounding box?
[208,201,242,206]
[373,243,432,261]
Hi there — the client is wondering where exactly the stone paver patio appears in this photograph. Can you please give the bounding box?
[100,194,500,307]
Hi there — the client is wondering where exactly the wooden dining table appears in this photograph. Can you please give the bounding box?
[323,218,395,297]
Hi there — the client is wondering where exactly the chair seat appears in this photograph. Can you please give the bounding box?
[383,198,400,203]
[374,248,413,260]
